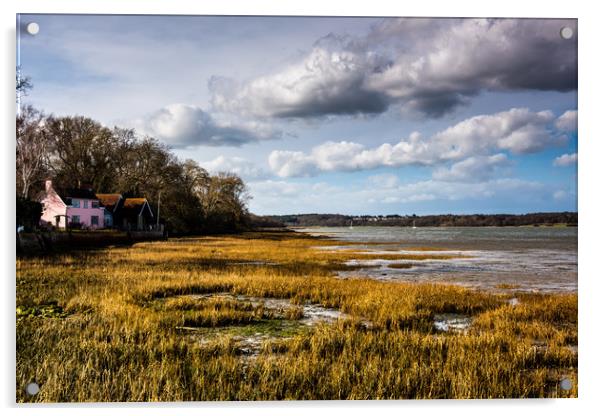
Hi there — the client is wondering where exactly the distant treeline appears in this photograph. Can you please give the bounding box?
[263,212,578,227]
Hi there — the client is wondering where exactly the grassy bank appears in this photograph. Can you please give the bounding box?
[16,230,577,401]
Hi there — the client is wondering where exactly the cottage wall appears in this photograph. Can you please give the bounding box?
[66,204,106,229]
[40,184,67,228]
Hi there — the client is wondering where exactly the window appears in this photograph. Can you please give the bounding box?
[71,215,80,223]
[91,201,99,208]
[84,200,88,209]
[91,216,99,226]
[71,199,80,208]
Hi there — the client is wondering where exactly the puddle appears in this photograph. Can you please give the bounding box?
[190,292,348,323]
[433,313,472,332]
[178,292,350,356]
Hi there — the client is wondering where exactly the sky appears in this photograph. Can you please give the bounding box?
[17,15,578,215]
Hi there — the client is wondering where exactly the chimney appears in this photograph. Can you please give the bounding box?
[45,179,53,192]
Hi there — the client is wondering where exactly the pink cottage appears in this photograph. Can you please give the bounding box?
[39,180,106,229]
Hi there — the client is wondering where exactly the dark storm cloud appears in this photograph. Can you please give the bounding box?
[210,18,577,119]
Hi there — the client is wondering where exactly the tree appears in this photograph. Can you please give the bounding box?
[16,66,32,103]
[16,105,254,234]
[16,197,42,230]
[16,105,49,198]
[45,116,120,191]
[200,172,250,232]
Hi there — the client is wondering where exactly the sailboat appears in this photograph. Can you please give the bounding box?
[412,219,417,229]
[349,219,353,229]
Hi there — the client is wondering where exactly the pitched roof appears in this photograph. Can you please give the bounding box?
[121,198,154,219]
[96,194,122,212]
[123,198,148,208]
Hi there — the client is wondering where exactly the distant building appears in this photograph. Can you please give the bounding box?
[96,193,123,228]
[39,181,155,231]
[119,198,155,230]
[39,180,105,229]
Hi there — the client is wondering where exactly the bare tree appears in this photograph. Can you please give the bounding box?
[16,66,32,104]
[16,105,49,198]
[200,172,250,231]
[45,116,120,191]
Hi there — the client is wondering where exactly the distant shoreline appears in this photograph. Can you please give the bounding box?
[260,212,578,228]
[289,223,577,229]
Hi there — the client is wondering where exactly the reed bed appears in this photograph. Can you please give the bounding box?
[16,231,577,401]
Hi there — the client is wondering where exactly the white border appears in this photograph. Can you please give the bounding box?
[2,1,601,415]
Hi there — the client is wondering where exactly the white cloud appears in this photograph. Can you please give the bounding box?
[134,104,283,147]
[268,150,318,178]
[209,45,390,118]
[269,108,568,177]
[431,108,563,157]
[201,156,269,180]
[553,153,578,167]
[211,19,577,119]
[432,154,510,183]
[555,110,577,131]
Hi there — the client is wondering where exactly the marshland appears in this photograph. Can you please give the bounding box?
[16,229,577,402]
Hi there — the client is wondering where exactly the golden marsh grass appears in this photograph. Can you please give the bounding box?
[16,231,577,401]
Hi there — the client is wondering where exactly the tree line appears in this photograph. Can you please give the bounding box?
[16,106,251,234]
[266,212,578,227]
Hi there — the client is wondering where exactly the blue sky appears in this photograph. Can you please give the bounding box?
[17,15,577,215]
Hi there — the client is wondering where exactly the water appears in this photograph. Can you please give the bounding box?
[298,226,577,293]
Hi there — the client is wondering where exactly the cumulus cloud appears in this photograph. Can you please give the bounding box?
[269,108,568,177]
[209,45,390,118]
[432,154,510,183]
[555,110,577,131]
[201,156,270,180]
[553,153,578,167]
[136,104,283,147]
[211,18,577,119]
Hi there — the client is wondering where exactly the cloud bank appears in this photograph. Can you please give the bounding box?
[136,104,283,147]
[211,19,577,119]
[269,108,572,177]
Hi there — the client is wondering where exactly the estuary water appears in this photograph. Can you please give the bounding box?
[297,226,577,293]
